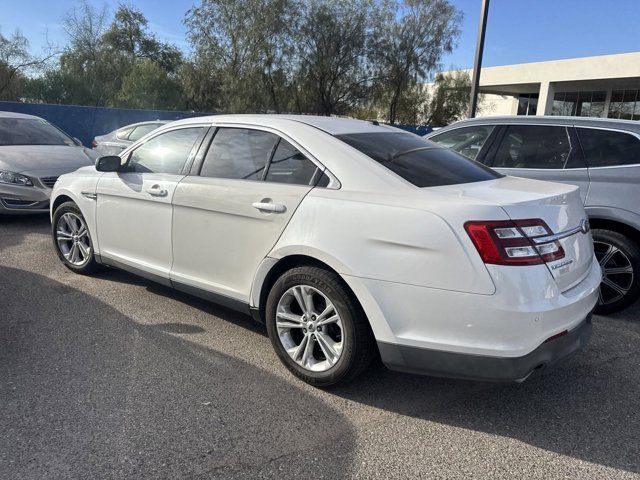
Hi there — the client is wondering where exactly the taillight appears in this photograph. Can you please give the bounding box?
[91,139,98,148]
[464,219,565,266]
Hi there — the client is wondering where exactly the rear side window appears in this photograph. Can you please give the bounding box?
[128,124,161,142]
[200,128,279,180]
[265,139,318,185]
[429,125,495,161]
[116,127,134,140]
[493,125,575,169]
[577,128,640,167]
[336,132,500,188]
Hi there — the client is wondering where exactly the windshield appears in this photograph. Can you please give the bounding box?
[0,118,76,146]
[336,132,501,187]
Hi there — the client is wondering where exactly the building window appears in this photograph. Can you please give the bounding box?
[552,91,606,117]
[517,93,539,115]
[608,90,640,120]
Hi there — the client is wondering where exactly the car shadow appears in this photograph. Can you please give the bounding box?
[3,213,639,474]
[81,263,640,474]
[330,317,640,473]
[0,265,356,479]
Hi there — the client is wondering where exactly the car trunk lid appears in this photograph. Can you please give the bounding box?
[430,176,595,292]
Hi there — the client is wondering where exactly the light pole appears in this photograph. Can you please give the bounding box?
[469,0,490,118]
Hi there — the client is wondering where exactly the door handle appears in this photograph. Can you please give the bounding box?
[146,184,168,197]
[252,201,286,213]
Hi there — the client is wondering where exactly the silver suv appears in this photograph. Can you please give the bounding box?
[428,116,640,314]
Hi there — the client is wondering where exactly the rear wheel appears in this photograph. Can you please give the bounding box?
[592,229,640,314]
[52,201,98,275]
[265,266,376,387]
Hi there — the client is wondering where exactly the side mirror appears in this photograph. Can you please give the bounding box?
[95,156,122,172]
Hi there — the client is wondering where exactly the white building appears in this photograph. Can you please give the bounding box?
[447,52,640,119]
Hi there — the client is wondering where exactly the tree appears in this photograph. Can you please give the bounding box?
[116,59,182,109]
[185,0,297,113]
[425,70,471,126]
[293,0,375,115]
[103,5,183,73]
[26,1,185,110]
[0,29,55,100]
[371,0,461,124]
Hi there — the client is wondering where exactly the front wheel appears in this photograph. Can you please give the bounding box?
[265,266,376,387]
[592,229,640,314]
[52,201,98,275]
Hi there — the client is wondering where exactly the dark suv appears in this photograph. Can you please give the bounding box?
[428,116,640,314]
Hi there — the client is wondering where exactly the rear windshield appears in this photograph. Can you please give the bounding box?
[336,132,501,187]
[0,118,76,146]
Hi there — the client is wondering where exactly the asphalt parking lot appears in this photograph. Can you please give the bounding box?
[1,214,639,479]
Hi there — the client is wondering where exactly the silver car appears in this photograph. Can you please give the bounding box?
[427,116,640,314]
[0,112,96,215]
[92,120,169,156]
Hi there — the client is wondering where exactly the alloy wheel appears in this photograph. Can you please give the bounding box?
[594,240,634,306]
[275,285,344,372]
[56,212,92,266]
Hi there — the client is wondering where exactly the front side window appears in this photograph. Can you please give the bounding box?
[493,125,572,169]
[429,125,495,161]
[200,128,278,180]
[128,124,162,142]
[577,128,640,167]
[128,127,204,174]
[265,139,318,185]
[0,118,76,146]
[337,132,500,188]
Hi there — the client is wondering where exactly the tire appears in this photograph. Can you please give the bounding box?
[265,266,376,387]
[592,228,640,314]
[51,201,98,275]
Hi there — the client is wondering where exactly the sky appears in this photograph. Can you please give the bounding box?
[1,0,640,70]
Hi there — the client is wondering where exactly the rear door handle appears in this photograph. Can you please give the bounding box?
[252,202,286,213]
[147,185,168,197]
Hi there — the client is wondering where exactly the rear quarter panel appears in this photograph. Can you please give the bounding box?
[268,188,498,295]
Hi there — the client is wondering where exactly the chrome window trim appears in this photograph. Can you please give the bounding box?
[496,167,588,172]
[587,163,640,170]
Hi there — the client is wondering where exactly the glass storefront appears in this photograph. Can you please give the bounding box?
[552,91,606,117]
[608,90,640,120]
[516,93,539,115]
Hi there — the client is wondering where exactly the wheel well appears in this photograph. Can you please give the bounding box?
[589,218,640,246]
[256,255,357,324]
[52,195,74,213]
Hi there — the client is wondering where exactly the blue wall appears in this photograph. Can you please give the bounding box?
[0,101,208,147]
[391,124,434,136]
[0,101,433,146]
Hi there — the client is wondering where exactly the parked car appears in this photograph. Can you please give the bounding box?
[50,115,599,386]
[427,116,640,314]
[92,120,169,156]
[0,112,96,215]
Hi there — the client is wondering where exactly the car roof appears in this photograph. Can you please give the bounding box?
[433,115,640,134]
[0,111,43,120]
[167,114,401,135]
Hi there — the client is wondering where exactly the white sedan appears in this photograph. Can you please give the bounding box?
[50,115,600,386]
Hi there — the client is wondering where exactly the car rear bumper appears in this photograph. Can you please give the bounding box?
[378,313,592,381]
